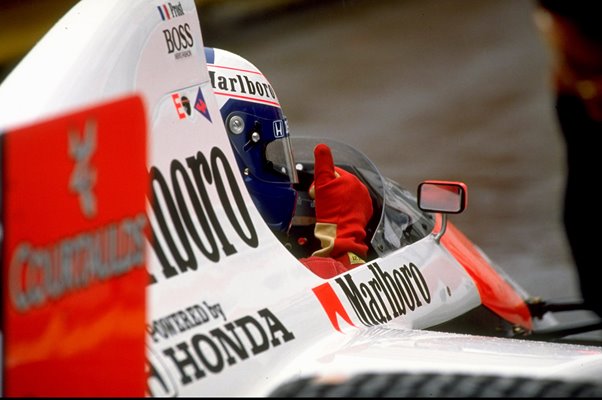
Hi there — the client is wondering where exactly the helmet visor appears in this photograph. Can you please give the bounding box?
[266,133,299,185]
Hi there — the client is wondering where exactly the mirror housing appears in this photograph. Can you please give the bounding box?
[417,180,468,214]
[417,180,467,242]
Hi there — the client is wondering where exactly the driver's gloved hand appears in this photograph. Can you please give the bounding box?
[301,143,373,270]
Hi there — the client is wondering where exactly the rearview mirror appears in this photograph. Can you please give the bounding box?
[417,180,467,214]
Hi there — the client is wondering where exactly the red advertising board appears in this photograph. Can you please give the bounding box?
[1,95,148,396]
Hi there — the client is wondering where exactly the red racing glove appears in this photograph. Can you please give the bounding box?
[299,143,373,277]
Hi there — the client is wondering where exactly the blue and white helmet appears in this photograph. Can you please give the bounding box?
[205,47,298,232]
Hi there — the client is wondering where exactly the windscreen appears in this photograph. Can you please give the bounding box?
[291,137,434,258]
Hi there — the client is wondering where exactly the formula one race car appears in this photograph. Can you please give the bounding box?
[0,0,601,397]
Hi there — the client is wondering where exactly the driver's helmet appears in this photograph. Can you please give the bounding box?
[205,47,298,232]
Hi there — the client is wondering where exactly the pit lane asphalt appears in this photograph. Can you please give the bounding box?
[199,0,600,336]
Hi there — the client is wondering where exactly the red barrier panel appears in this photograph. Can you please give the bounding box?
[1,95,148,397]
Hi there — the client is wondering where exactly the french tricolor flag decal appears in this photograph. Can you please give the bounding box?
[157,4,171,20]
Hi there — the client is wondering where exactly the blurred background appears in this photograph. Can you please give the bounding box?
[1,1,592,329]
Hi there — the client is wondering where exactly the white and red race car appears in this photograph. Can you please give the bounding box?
[0,0,601,397]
